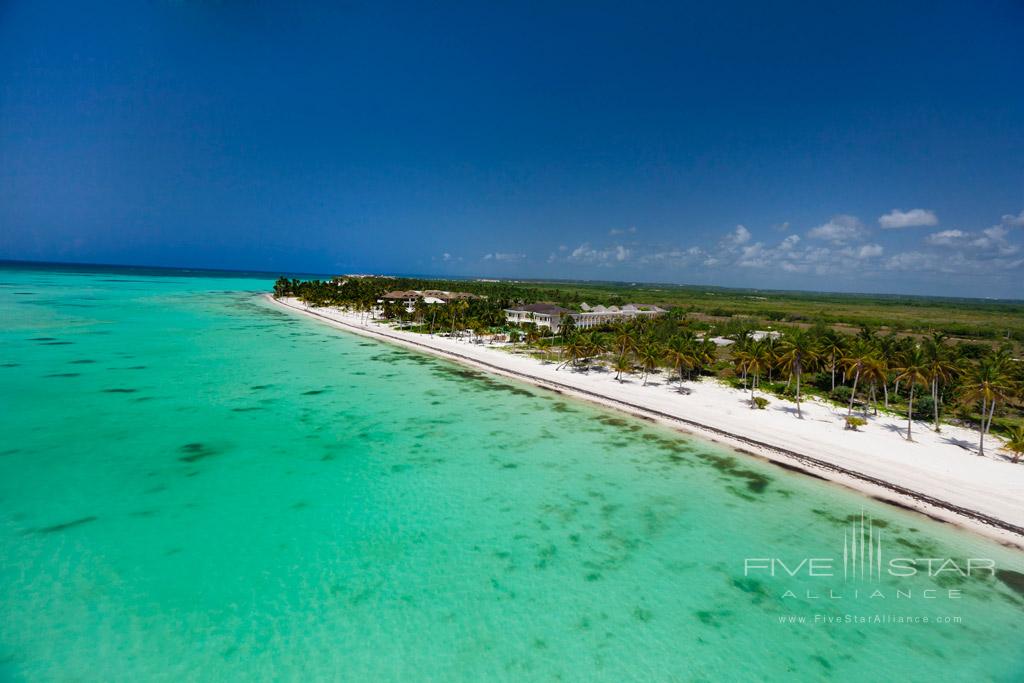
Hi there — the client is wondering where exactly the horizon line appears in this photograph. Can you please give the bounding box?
[2,257,1022,305]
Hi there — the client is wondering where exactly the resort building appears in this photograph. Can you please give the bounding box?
[379,289,478,312]
[504,302,667,332]
[503,303,575,332]
[572,303,667,329]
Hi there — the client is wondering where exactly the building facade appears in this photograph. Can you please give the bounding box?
[504,302,666,333]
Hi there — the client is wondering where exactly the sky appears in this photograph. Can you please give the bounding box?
[1,1,1023,297]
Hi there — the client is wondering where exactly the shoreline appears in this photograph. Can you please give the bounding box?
[266,294,1024,549]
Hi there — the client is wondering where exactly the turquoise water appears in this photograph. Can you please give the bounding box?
[1,264,1023,682]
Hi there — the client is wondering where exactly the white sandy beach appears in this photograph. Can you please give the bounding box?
[269,295,1024,546]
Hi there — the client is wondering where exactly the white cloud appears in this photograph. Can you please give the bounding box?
[884,214,1024,276]
[1001,210,1024,227]
[778,234,801,251]
[608,226,638,236]
[482,252,525,262]
[736,243,768,268]
[878,208,938,229]
[807,215,866,243]
[925,225,1018,255]
[925,229,966,246]
[885,251,936,272]
[721,224,751,247]
[855,244,884,259]
[970,225,1018,255]
[566,243,632,266]
[885,249,1024,275]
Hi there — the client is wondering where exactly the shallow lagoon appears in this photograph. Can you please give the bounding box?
[1,264,1022,681]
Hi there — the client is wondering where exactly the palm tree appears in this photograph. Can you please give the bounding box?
[819,331,846,392]
[637,341,663,386]
[585,331,608,360]
[959,356,1014,456]
[665,338,694,393]
[923,336,959,432]
[558,333,588,371]
[1000,424,1024,464]
[776,330,819,418]
[840,339,876,416]
[448,300,469,339]
[875,335,899,410]
[524,324,541,346]
[613,354,633,383]
[698,338,718,374]
[860,356,888,417]
[763,336,779,382]
[612,324,637,359]
[557,315,577,364]
[746,340,771,401]
[732,348,752,390]
[893,346,930,442]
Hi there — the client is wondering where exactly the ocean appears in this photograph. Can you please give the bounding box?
[1,263,1022,681]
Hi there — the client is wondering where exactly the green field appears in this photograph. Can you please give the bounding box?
[507,279,1024,345]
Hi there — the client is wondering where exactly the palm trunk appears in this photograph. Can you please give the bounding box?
[831,352,836,392]
[795,370,802,418]
[906,386,915,441]
[847,367,861,416]
[883,382,889,410]
[978,397,986,456]
[984,399,997,435]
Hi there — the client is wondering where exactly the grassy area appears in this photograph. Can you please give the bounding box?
[508,279,1024,345]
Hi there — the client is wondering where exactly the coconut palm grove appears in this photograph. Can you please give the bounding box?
[274,275,1024,462]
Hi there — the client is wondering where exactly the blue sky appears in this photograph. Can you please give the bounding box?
[1,1,1022,297]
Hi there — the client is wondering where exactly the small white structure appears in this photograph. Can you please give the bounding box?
[750,330,782,342]
[379,289,477,313]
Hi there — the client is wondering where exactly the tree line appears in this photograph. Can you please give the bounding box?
[273,276,1024,461]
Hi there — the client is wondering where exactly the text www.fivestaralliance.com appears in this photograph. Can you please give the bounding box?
[778,614,963,625]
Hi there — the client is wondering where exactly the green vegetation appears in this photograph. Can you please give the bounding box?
[507,279,1024,344]
[844,416,868,431]
[273,275,1024,458]
[1001,425,1024,463]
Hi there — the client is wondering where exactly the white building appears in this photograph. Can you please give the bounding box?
[379,289,477,313]
[503,303,574,332]
[505,302,666,332]
[571,302,666,329]
[750,330,781,341]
